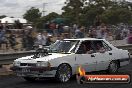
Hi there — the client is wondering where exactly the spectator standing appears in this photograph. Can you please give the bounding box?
[72,24,78,36]
[26,31,34,50]
[63,26,70,38]
[0,29,8,50]
[126,29,132,44]
[15,34,22,51]
[3,21,9,30]
[121,28,129,39]
[58,24,64,35]
[75,27,85,38]
[8,32,16,50]
[96,23,107,39]
[49,22,56,35]
[22,30,27,50]
[89,27,97,38]
[0,20,3,30]
[46,35,53,46]
[54,24,59,36]
[35,33,42,46]
[41,31,47,46]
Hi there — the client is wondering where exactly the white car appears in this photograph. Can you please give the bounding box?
[11,38,130,82]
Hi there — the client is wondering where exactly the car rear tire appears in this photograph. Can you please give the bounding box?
[108,61,119,73]
[23,77,36,82]
[55,63,72,83]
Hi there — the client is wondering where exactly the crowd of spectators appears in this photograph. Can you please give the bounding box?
[1,20,132,51]
[0,20,35,51]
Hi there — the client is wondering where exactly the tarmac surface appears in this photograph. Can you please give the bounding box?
[0,57,131,88]
[0,40,131,88]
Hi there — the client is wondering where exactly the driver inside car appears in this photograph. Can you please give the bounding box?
[96,43,106,53]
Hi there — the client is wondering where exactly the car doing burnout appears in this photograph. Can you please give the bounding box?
[11,38,130,82]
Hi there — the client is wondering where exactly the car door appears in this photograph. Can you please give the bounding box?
[75,40,97,72]
[92,40,112,71]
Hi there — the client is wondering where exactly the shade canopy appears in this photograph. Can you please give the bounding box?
[1,17,14,23]
[0,17,27,23]
[51,18,67,24]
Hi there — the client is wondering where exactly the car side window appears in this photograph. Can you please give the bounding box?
[70,41,80,53]
[76,41,94,54]
[102,41,112,51]
[93,41,106,53]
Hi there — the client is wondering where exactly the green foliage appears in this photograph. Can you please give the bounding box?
[0,15,6,19]
[42,12,60,22]
[62,0,84,24]
[62,0,132,26]
[23,7,41,23]
[35,12,60,29]
[22,0,132,28]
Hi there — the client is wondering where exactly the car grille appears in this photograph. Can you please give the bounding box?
[20,63,36,66]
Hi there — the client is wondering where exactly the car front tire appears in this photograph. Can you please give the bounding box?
[108,61,119,73]
[55,63,72,83]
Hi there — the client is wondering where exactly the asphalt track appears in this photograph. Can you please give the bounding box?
[0,59,132,88]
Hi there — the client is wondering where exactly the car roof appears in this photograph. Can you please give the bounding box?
[64,38,105,41]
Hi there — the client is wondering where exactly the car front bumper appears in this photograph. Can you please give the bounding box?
[11,66,57,77]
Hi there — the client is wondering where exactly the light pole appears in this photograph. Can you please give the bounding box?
[42,3,48,16]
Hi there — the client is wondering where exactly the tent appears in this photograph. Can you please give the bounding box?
[13,18,27,23]
[51,18,68,24]
[0,17,27,23]
[1,17,14,23]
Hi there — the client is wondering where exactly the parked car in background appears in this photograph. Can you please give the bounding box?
[11,38,130,82]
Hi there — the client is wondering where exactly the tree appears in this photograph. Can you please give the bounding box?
[23,7,41,23]
[61,0,132,26]
[62,0,85,25]
[82,0,114,26]
[100,1,132,25]
[42,12,60,22]
[0,15,6,19]
[35,12,60,29]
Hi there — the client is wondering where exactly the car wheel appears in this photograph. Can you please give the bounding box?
[55,63,72,83]
[108,61,119,73]
[23,77,36,82]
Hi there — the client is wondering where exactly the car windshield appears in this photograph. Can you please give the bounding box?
[49,40,79,53]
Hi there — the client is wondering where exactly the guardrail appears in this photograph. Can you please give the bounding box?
[0,44,132,66]
[0,50,35,65]
[116,44,132,54]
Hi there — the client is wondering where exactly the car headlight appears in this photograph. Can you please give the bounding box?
[37,61,50,67]
[13,61,21,66]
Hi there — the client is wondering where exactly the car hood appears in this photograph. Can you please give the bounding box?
[16,53,72,62]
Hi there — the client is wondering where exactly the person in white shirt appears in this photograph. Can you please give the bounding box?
[41,31,47,46]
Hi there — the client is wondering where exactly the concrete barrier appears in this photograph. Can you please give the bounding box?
[0,50,35,65]
[116,44,132,54]
[0,41,132,66]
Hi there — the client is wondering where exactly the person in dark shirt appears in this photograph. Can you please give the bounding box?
[77,44,87,54]
[8,33,16,50]
[0,20,3,30]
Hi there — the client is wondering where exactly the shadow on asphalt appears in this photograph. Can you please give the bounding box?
[14,58,132,85]
[18,70,131,85]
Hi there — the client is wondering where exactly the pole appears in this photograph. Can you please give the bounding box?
[42,3,47,16]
